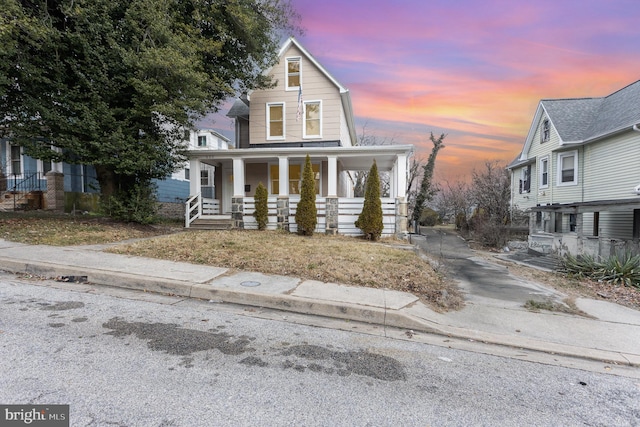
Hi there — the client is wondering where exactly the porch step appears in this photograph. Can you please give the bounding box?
[188,218,235,231]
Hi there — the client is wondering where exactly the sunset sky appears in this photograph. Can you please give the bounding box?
[205,0,640,183]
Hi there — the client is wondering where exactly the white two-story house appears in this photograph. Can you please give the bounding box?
[508,80,640,257]
[185,37,414,236]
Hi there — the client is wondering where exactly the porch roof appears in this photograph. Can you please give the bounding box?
[530,198,640,213]
[187,145,414,171]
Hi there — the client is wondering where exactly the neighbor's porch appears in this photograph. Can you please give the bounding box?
[528,199,640,258]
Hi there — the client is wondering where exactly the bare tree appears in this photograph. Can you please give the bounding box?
[432,179,472,226]
[354,122,394,197]
[412,132,446,223]
[468,160,511,247]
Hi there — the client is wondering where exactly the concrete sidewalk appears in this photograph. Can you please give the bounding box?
[0,238,639,368]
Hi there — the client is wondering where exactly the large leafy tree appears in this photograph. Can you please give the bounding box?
[0,0,300,203]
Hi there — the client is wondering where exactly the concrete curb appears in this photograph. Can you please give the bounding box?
[1,256,638,367]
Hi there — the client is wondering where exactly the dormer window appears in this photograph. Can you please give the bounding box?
[541,119,550,143]
[197,135,207,147]
[286,57,300,90]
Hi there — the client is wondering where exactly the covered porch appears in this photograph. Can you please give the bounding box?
[528,199,640,258]
[185,145,413,237]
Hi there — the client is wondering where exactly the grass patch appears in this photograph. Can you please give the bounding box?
[524,298,593,317]
[0,211,175,246]
[107,230,463,311]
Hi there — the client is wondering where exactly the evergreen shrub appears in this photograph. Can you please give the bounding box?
[295,155,317,235]
[355,160,383,240]
[254,182,268,230]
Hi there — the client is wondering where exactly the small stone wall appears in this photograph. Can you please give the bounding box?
[157,201,185,220]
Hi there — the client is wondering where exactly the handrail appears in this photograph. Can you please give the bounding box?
[185,193,201,228]
[1,171,42,211]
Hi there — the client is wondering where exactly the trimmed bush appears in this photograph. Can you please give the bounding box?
[419,208,440,226]
[253,182,268,230]
[295,154,317,236]
[355,160,383,240]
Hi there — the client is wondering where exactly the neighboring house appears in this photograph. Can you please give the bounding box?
[185,37,414,236]
[508,80,640,258]
[0,129,228,215]
[155,129,230,218]
[0,138,100,211]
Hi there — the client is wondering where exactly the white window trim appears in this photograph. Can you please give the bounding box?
[7,144,23,177]
[266,102,285,140]
[539,156,549,189]
[557,150,578,186]
[197,135,207,147]
[285,57,301,91]
[302,100,322,139]
[541,119,550,143]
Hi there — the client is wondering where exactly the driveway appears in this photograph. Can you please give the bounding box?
[413,227,563,308]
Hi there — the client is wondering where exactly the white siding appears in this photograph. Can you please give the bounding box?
[600,210,634,239]
[583,131,640,201]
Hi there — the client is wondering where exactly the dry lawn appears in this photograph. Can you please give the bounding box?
[0,212,462,311]
[107,230,463,311]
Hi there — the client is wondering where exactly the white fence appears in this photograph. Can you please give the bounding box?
[242,196,396,236]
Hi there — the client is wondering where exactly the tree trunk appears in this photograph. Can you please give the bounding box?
[94,165,117,200]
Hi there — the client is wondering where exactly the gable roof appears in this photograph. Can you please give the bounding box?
[512,80,640,166]
[227,37,357,144]
[541,80,640,143]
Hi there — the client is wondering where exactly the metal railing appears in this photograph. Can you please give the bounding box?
[0,171,43,210]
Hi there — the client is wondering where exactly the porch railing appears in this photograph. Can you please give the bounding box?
[242,196,397,236]
[185,194,221,227]
[186,195,399,235]
[0,171,43,210]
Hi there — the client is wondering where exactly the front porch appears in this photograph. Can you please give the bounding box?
[184,145,413,237]
[186,196,402,237]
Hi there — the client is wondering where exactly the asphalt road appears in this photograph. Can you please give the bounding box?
[414,228,563,306]
[1,273,639,426]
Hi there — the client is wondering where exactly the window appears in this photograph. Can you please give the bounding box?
[569,214,577,232]
[200,169,210,186]
[286,57,300,90]
[270,163,320,195]
[519,165,531,194]
[197,135,207,147]
[539,157,549,188]
[557,151,577,185]
[185,168,190,180]
[10,145,21,175]
[634,210,640,239]
[303,101,321,138]
[593,212,599,236]
[267,103,285,139]
[541,119,550,143]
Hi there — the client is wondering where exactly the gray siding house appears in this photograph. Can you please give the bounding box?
[508,80,640,257]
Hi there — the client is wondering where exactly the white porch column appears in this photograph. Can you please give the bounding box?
[277,156,290,231]
[189,158,201,196]
[394,154,408,235]
[327,156,337,197]
[390,163,397,198]
[278,156,289,196]
[395,154,407,199]
[232,158,245,197]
